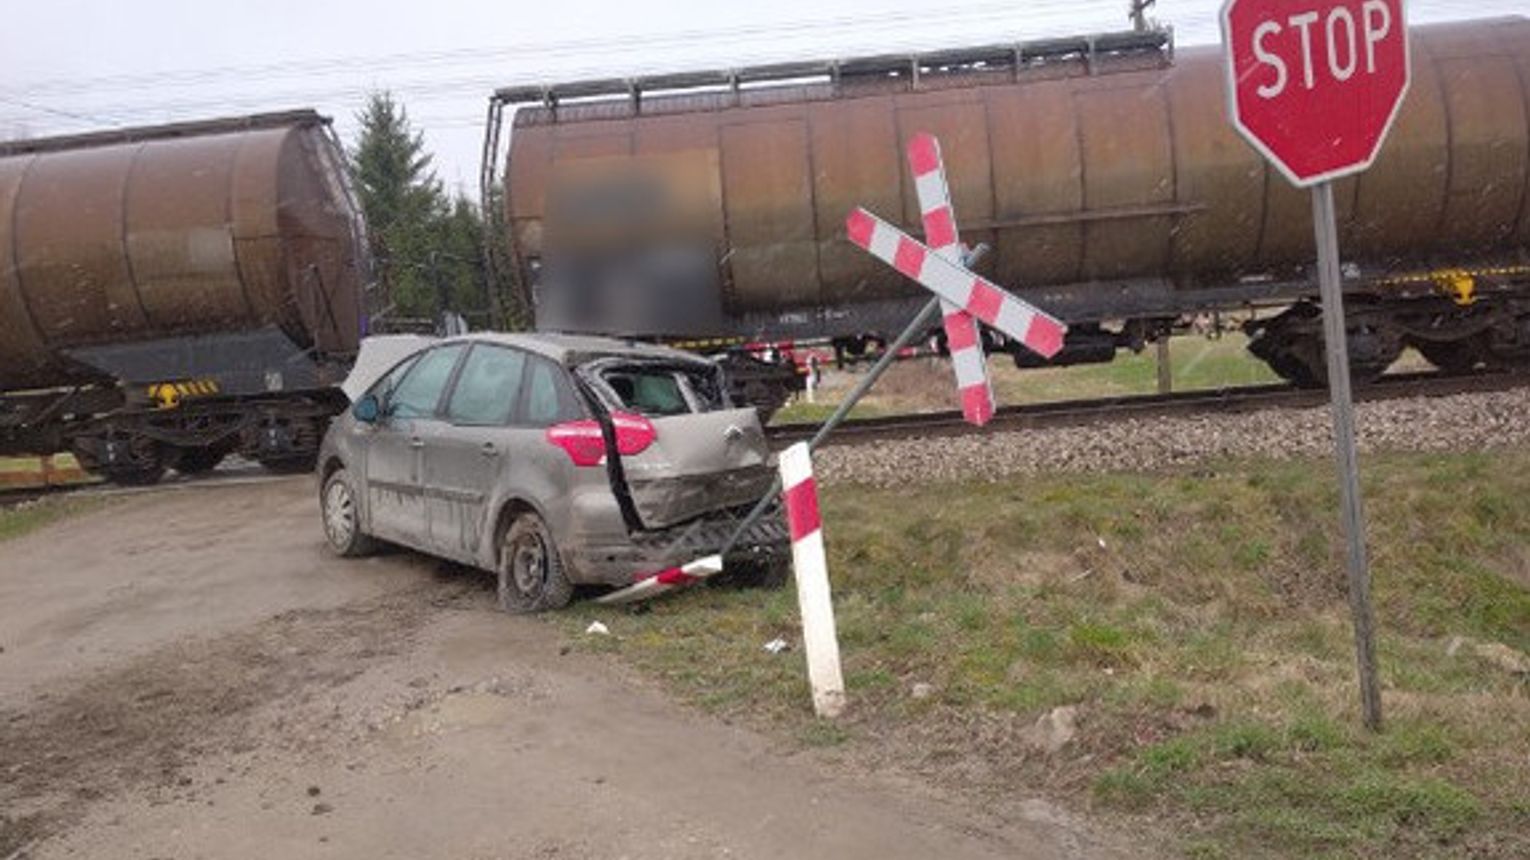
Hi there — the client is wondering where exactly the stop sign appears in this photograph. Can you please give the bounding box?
[1221,0,1409,186]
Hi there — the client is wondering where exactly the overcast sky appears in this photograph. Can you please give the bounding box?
[1,0,1518,199]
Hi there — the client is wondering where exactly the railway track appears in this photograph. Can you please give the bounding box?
[0,459,282,508]
[7,372,1524,504]
[767,370,1530,448]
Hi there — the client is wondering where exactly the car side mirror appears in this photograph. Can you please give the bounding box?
[353,394,382,424]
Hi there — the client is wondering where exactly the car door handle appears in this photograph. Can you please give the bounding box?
[409,437,425,449]
[480,442,500,458]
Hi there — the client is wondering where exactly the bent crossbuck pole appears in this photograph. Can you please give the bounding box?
[718,147,1070,569]
[607,136,1069,725]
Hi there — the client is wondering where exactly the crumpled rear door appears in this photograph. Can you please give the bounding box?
[621,407,773,529]
[574,356,775,530]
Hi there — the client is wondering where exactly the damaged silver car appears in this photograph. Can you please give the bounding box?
[317,333,788,612]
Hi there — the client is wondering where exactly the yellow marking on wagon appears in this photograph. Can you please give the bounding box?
[147,379,221,409]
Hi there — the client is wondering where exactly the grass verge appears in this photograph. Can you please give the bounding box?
[0,496,105,543]
[559,447,1530,858]
[772,334,1434,425]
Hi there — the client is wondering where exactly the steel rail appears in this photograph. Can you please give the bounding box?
[766,369,1530,447]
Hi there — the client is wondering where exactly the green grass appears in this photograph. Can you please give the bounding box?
[557,448,1530,858]
[0,496,104,543]
[997,333,1283,404]
[771,399,886,425]
[773,334,1435,425]
[774,334,1280,425]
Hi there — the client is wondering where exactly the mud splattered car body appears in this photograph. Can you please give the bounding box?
[318,333,786,610]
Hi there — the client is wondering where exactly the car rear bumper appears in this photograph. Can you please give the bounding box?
[564,503,790,587]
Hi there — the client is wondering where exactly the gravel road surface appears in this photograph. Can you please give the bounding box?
[0,477,1134,859]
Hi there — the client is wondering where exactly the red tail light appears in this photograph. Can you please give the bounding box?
[546,411,656,467]
[546,420,605,467]
[609,410,656,456]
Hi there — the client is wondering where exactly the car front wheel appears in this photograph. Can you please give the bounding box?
[497,511,573,613]
[321,468,376,558]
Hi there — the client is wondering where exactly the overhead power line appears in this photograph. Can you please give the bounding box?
[0,95,118,127]
[1,0,1096,99]
[0,4,1118,131]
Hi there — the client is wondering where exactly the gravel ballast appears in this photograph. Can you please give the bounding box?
[814,388,1530,486]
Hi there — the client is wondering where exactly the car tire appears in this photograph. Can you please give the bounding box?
[321,468,376,558]
[497,512,574,614]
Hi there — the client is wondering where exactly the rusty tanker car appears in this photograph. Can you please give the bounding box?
[484,16,1530,399]
[0,110,369,483]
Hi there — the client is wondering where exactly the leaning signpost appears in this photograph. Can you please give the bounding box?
[699,134,1065,717]
[1221,0,1409,729]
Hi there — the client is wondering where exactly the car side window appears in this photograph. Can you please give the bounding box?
[521,357,584,427]
[367,354,419,403]
[387,344,466,419]
[444,345,527,426]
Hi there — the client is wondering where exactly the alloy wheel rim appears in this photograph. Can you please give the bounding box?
[324,481,355,547]
[511,533,547,596]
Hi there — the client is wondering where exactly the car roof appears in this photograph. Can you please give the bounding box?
[439,331,706,365]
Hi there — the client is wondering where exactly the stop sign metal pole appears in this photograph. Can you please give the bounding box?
[1221,0,1408,731]
[1311,181,1382,730]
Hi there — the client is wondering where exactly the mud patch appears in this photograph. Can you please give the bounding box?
[0,584,468,853]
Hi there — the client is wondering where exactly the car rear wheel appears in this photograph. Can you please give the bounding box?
[321,468,376,558]
[497,512,574,613]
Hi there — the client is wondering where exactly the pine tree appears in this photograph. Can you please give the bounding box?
[349,92,447,320]
[480,182,528,329]
[434,195,489,315]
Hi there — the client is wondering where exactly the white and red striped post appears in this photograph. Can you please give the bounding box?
[780,441,845,719]
[908,133,995,426]
[845,207,1067,359]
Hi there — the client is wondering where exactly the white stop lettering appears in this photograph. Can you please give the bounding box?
[1252,0,1392,99]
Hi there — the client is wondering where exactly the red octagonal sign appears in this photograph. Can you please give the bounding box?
[1221,0,1410,187]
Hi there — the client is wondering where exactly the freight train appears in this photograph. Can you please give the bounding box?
[0,111,369,484]
[482,16,1530,403]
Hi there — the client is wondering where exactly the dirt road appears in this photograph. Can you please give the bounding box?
[0,477,1134,859]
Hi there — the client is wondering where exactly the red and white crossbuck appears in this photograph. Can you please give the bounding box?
[847,135,1068,378]
[907,133,997,426]
[846,207,1067,361]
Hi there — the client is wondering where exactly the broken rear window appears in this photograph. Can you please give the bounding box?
[594,363,727,416]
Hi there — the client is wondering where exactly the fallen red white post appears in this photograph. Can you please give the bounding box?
[844,207,1068,360]
[595,554,724,605]
[908,133,995,426]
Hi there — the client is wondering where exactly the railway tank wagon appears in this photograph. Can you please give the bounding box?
[0,110,369,483]
[485,16,1530,393]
